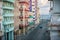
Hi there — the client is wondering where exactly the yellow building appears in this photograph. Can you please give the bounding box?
[14,0,20,35]
[36,7,40,24]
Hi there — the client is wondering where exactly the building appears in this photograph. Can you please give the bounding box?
[48,0,60,40]
[14,0,40,35]
[2,0,14,40]
[28,12,34,25]
[18,0,29,35]
[26,0,40,32]
[36,7,40,24]
[28,0,34,25]
[14,0,20,35]
[29,0,39,25]
[31,0,38,24]
[0,0,4,40]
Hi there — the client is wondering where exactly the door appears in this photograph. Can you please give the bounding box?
[7,32,9,40]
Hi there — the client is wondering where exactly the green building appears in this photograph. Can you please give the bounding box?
[2,0,14,40]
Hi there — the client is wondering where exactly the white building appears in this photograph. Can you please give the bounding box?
[48,0,60,40]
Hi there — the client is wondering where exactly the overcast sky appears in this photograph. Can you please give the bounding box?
[38,0,50,15]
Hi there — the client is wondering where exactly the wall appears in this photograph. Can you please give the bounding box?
[53,0,60,13]
[14,0,20,31]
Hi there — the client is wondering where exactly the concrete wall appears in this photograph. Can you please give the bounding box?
[53,0,60,13]
[14,0,20,31]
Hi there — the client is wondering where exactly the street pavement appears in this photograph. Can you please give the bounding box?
[24,24,50,40]
[16,23,50,40]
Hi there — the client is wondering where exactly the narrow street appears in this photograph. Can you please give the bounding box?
[16,23,50,40]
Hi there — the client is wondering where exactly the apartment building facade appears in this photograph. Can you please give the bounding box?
[48,0,60,40]
[2,0,15,40]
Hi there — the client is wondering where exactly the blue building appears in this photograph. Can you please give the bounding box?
[2,0,14,40]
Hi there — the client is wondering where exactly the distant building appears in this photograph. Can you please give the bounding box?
[32,0,38,24]
[40,15,50,20]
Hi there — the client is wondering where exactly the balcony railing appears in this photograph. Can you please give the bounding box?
[18,0,29,3]
[19,16,23,19]
[3,0,14,3]
[3,21,14,25]
[19,24,28,29]
[3,14,14,17]
[19,16,29,19]
[19,8,23,11]
[19,0,29,5]
[25,8,29,11]
[2,7,14,10]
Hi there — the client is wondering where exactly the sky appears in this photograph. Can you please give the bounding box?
[38,0,50,15]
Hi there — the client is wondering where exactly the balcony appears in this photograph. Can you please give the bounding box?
[5,27,14,32]
[19,8,23,11]
[25,15,29,18]
[25,17,29,18]
[25,8,29,11]
[28,22,35,25]
[19,24,28,29]
[29,15,34,18]
[19,16,29,19]
[3,0,14,3]
[2,7,14,10]
[19,16,23,19]
[3,21,14,25]
[49,26,60,30]
[19,0,29,5]
[3,14,14,17]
